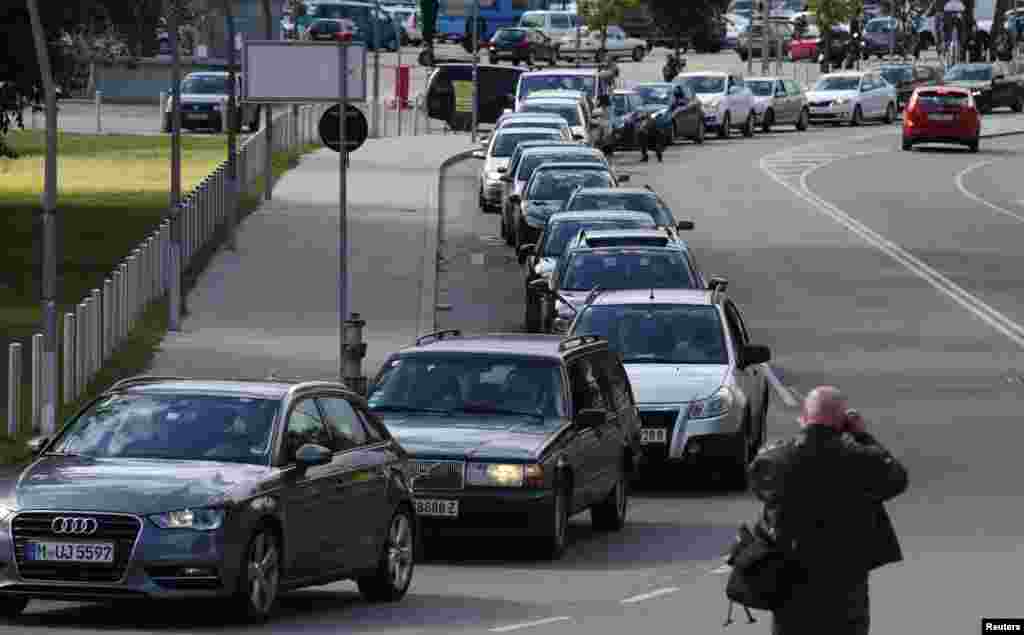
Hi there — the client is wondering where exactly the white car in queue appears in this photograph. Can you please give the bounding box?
[516,96,592,145]
[475,127,569,213]
[805,71,898,126]
[675,71,757,138]
[492,112,573,138]
[567,284,773,486]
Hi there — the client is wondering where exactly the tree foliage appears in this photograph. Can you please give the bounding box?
[648,0,726,52]
[579,0,642,48]
[806,0,862,32]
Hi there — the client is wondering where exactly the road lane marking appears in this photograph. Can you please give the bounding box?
[489,617,573,632]
[760,150,1024,349]
[764,365,799,408]
[620,586,680,604]
[954,160,1024,224]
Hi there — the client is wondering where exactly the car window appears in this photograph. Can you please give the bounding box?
[565,192,674,225]
[725,300,751,344]
[567,357,609,415]
[519,102,582,126]
[491,131,562,157]
[318,396,367,451]
[521,13,545,28]
[814,76,860,91]
[551,13,571,28]
[541,218,655,256]
[684,76,726,94]
[785,79,801,95]
[285,398,331,460]
[561,250,699,291]
[573,304,728,364]
[528,169,614,201]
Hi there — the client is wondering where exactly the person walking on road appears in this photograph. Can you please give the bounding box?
[636,113,664,163]
[748,386,909,635]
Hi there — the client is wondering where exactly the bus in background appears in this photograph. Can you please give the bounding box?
[433,0,572,46]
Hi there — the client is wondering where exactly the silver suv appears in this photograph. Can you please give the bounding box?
[567,285,773,487]
[744,77,810,132]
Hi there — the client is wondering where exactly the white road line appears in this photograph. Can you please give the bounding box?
[489,617,573,633]
[764,366,799,408]
[620,587,681,604]
[759,153,1024,349]
[954,160,1024,224]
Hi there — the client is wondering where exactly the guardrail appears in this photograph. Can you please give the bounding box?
[5,104,328,437]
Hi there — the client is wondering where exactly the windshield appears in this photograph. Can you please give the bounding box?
[560,250,697,291]
[519,153,601,181]
[493,131,561,157]
[528,169,614,200]
[684,76,726,94]
[880,67,914,84]
[636,85,672,106]
[520,13,545,28]
[502,119,565,131]
[368,354,566,420]
[520,75,596,100]
[565,193,674,225]
[746,80,774,96]
[916,91,970,108]
[542,218,656,256]
[316,4,371,20]
[944,65,993,81]
[50,393,279,463]
[181,76,228,94]
[814,76,860,91]
[497,28,528,42]
[573,304,728,364]
[519,102,582,126]
[866,18,894,32]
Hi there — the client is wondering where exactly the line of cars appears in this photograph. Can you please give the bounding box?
[484,23,650,66]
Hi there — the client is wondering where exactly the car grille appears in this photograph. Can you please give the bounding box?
[408,460,465,491]
[809,100,833,108]
[639,410,678,462]
[12,512,141,583]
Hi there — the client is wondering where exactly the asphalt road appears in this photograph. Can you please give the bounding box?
[11,50,1024,634]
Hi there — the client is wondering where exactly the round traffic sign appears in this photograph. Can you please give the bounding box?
[319,104,369,153]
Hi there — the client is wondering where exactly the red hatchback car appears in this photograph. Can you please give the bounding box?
[902,86,980,152]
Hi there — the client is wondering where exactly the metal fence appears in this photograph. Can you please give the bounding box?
[5,104,328,437]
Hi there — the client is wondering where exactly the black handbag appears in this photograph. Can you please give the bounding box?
[722,522,800,625]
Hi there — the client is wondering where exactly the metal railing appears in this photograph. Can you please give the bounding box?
[5,104,328,437]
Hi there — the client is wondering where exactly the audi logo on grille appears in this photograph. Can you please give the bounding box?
[51,517,99,535]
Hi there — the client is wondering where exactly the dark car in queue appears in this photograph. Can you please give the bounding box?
[519,210,658,332]
[0,377,415,621]
[942,62,1024,114]
[606,89,649,151]
[367,331,641,559]
[537,234,705,333]
[877,63,943,110]
[500,144,608,246]
[487,27,560,65]
[635,82,706,145]
[511,162,624,252]
[563,187,684,230]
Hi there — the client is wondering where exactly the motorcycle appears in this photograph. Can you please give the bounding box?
[662,54,685,82]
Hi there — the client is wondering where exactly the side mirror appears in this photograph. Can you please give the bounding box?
[574,408,606,430]
[617,174,630,183]
[993,74,1005,82]
[676,220,694,231]
[518,243,536,260]
[741,344,772,367]
[574,133,586,140]
[295,443,332,468]
[27,436,50,456]
[597,95,611,108]
[500,174,513,182]
[509,193,521,204]
[497,166,507,173]
[708,275,729,292]
[471,150,485,159]
[528,277,550,294]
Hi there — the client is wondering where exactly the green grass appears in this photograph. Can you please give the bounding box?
[0,131,321,459]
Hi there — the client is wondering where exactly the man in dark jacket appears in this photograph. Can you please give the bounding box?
[748,385,908,635]
[636,112,665,163]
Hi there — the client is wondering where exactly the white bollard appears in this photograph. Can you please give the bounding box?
[63,313,75,404]
[31,333,43,432]
[7,343,21,437]
[96,90,103,134]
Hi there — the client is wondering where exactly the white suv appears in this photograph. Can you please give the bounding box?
[676,72,756,138]
[518,10,580,42]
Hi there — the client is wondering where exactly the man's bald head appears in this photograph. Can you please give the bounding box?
[799,386,848,430]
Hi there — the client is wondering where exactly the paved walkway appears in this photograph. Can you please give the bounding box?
[149,133,476,382]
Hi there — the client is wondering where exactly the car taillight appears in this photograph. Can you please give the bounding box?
[516,39,530,48]
[336,31,353,41]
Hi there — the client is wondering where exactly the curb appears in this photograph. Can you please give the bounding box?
[981,128,1024,139]
[417,146,482,338]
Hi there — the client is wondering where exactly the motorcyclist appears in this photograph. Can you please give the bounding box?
[662,53,681,82]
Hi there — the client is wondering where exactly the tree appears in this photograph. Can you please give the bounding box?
[578,0,642,58]
[807,0,861,67]
[648,0,725,56]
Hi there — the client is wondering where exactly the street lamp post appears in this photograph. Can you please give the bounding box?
[471,0,480,143]
[373,0,382,138]
[225,0,239,251]
[169,0,184,332]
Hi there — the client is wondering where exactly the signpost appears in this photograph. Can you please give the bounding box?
[242,41,368,382]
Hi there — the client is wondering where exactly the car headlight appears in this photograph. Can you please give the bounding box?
[466,463,543,487]
[552,317,571,333]
[834,97,850,106]
[705,97,721,110]
[971,89,982,96]
[213,103,223,112]
[149,507,225,530]
[0,505,14,523]
[686,387,734,419]
[486,171,503,181]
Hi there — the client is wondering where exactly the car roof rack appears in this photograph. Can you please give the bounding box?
[415,329,462,346]
[108,375,191,391]
[559,334,604,352]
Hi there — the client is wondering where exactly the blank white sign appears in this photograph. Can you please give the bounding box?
[243,41,367,103]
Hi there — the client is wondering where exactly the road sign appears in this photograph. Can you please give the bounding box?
[319,104,368,153]
[242,40,367,103]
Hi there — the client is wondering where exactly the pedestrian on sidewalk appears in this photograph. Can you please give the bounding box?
[636,113,664,163]
[747,386,909,635]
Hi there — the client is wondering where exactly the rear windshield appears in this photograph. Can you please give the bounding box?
[746,80,774,96]
[944,65,993,81]
[519,152,602,181]
[492,131,561,157]
[916,92,969,107]
[814,76,860,91]
[565,192,674,226]
[684,76,726,94]
[502,119,564,131]
[542,218,655,257]
[561,250,698,291]
[520,75,596,100]
[880,67,914,84]
[528,169,614,201]
[497,28,528,41]
[519,102,581,126]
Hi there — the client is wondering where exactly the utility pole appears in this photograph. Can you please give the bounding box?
[373,0,381,138]
[225,0,239,250]
[575,12,582,68]
[261,0,273,200]
[471,0,480,143]
[169,0,184,331]
[25,0,58,434]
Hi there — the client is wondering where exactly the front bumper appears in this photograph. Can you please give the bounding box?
[482,179,504,206]
[177,110,224,130]
[636,405,742,464]
[414,488,554,536]
[808,104,852,122]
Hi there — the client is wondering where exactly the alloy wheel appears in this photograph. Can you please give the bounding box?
[387,512,414,592]
[246,531,280,617]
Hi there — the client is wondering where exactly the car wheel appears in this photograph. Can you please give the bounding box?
[1013,96,1024,113]
[728,414,753,491]
[693,118,705,144]
[539,484,570,560]
[504,211,516,246]
[591,466,628,531]
[968,136,980,153]
[718,111,730,139]
[761,108,774,133]
[237,526,282,622]
[632,46,645,62]
[902,136,913,151]
[0,596,28,620]
[743,111,754,137]
[357,507,415,602]
[883,102,895,124]
[850,105,863,126]
[525,293,541,332]
[796,107,809,131]
[488,55,498,65]
[549,48,559,66]
[668,122,677,146]
[525,52,534,66]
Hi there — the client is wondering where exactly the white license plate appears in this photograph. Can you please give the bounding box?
[185,113,207,120]
[25,541,114,564]
[928,113,954,121]
[641,428,668,444]
[415,499,459,518]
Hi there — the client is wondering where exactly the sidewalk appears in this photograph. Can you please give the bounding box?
[148,133,477,382]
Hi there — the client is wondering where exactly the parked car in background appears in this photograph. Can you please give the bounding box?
[877,62,943,110]
[488,27,560,65]
[0,377,416,620]
[942,62,1024,114]
[518,10,581,42]
[304,17,360,42]
[736,18,794,60]
[805,71,897,126]
[515,68,615,110]
[312,1,401,51]
[902,85,980,152]
[817,26,853,66]
[383,5,420,44]
[492,112,572,139]
[677,72,756,138]
[368,332,640,560]
[788,21,820,61]
[745,77,810,131]
[862,16,914,58]
[426,64,525,132]
[607,89,649,151]
[559,25,649,63]
[634,82,705,144]
[163,72,260,133]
